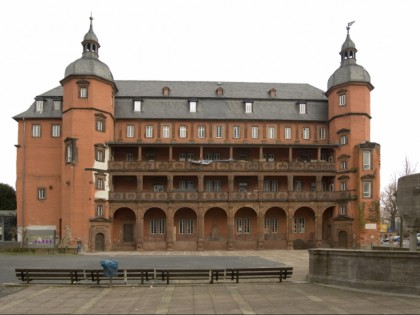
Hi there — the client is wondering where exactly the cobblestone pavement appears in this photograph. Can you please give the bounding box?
[1,250,420,314]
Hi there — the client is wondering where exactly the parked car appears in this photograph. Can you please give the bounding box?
[382,235,400,245]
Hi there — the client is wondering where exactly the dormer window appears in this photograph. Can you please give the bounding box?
[133,100,142,112]
[216,87,224,96]
[244,100,253,113]
[299,102,307,114]
[189,99,197,113]
[162,86,170,96]
[268,88,277,97]
[36,100,44,113]
[53,100,62,111]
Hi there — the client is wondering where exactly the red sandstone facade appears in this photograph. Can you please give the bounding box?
[14,19,380,251]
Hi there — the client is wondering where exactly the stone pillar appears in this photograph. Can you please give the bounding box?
[287,206,294,249]
[166,207,174,250]
[227,205,235,250]
[138,147,142,161]
[257,205,265,249]
[136,207,144,250]
[197,210,204,251]
[315,213,323,247]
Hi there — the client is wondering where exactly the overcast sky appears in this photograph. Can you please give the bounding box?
[1,0,418,192]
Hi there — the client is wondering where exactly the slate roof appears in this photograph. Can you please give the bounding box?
[13,80,328,122]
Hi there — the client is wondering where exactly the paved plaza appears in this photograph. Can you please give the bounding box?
[1,250,420,314]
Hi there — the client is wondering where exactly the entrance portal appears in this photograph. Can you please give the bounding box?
[338,231,348,248]
[95,233,105,251]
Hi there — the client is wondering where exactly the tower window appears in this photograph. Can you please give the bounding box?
[95,146,105,162]
[319,127,326,140]
[96,204,104,217]
[51,124,61,138]
[363,181,372,198]
[37,188,47,200]
[340,135,348,145]
[339,94,346,106]
[32,124,41,138]
[340,204,348,215]
[79,87,88,98]
[363,151,372,170]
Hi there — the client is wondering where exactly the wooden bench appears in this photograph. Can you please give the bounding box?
[15,268,86,284]
[86,269,155,284]
[225,267,293,283]
[155,269,225,284]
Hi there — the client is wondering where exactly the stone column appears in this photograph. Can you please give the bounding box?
[166,207,174,250]
[197,210,204,251]
[136,207,144,250]
[227,205,235,250]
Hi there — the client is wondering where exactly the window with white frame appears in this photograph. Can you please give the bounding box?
[96,177,104,190]
[340,204,347,215]
[96,118,105,132]
[319,127,326,140]
[284,127,292,140]
[153,184,165,192]
[340,135,348,145]
[236,218,250,234]
[189,100,197,113]
[245,101,253,113]
[340,181,347,191]
[32,124,41,137]
[37,187,46,200]
[65,143,73,163]
[36,100,44,112]
[179,125,187,138]
[294,217,305,233]
[299,102,307,114]
[95,147,105,162]
[96,204,104,216]
[233,126,241,138]
[205,180,221,192]
[303,128,310,140]
[127,125,135,138]
[264,153,275,162]
[251,126,259,139]
[51,124,61,138]
[263,180,278,192]
[363,181,372,198]
[215,126,223,138]
[264,217,279,233]
[126,153,134,161]
[145,125,153,138]
[197,125,206,138]
[340,160,348,170]
[294,180,302,192]
[133,100,142,112]
[267,126,275,139]
[179,218,194,234]
[179,153,186,161]
[150,219,165,234]
[53,100,61,111]
[363,151,372,170]
[162,125,170,138]
[187,153,194,161]
[339,94,346,106]
[79,87,88,98]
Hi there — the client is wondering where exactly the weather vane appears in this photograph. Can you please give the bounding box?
[346,21,355,33]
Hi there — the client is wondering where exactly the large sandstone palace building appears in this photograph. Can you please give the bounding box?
[14,18,380,252]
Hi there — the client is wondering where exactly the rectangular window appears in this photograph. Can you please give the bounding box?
[96,119,105,132]
[53,100,61,111]
[79,87,88,98]
[271,218,278,233]
[267,127,275,139]
[245,102,253,113]
[150,219,165,234]
[340,204,347,216]
[294,180,302,192]
[95,148,105,162]
[189,101,197,113]
[251,126,259,139]
[340,181,347,191]
[179,218,194,234]
[32,124,41,137]
[339,94,346,106]
[294,218,305,233]
[187,153,194,161]
[96,205,104,217]
[299,103,307,114]
[51,124,61,138]
[162,125,170,138]
[36,100,44,112]
[197,125,206,138]
[179,153,186,161]
[264,153,274,162]
[319,127,326,140]
[233,126,241,139]
[96,177,104,190]
[284,127,292,140]
[214,180,221,192]
[133,100,141,112]
[127,125,135,138]
[126,153,134,161]
[154,184,165,192]
[363,151,372,170]
[303,128,310,140]
[340,135,348,145]
[236,218,250,234]
[363,181,372,198]
[145,125,153,138]
[179,125,187,138]
[178,181,186,190]
[37,188,46,200]
[215,126,223,138]
[66,143,73,163]
[340,160,348,170]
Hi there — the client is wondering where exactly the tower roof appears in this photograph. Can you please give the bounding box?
[62,16,114,83]
[327,22,372,92]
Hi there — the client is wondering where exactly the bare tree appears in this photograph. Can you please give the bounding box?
[380,157,417,232]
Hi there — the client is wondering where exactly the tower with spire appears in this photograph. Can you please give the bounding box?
[326,22,381,248]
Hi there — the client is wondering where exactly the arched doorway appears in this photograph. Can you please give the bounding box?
[173,207,197,250]
[338,231,348,248]
[143,208,167,250]
[95,233,105,251]
[293,207,316,249]
[204,207,228,250]
[113,207,136,250]
[264,207,287,249]
[234,207,258,249]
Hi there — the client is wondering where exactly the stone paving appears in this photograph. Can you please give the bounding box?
[1,250,420,314]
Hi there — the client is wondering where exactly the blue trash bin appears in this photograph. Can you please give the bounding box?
[100,260,119,277]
